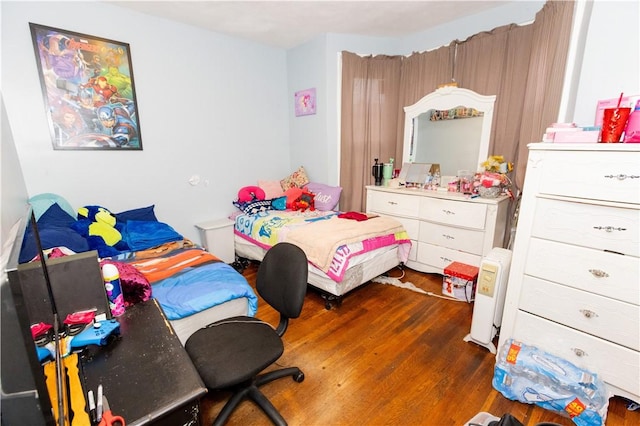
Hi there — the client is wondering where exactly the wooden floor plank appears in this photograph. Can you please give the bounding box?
[199,263,639,425]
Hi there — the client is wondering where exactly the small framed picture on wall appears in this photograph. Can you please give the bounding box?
[295,88,316,117]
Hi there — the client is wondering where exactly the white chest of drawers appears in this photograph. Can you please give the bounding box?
[365,185,509,274]
[497,143,640,403]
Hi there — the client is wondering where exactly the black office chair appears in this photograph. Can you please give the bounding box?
[185,242,309,426]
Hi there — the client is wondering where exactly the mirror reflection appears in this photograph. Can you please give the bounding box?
[403,86,496,179]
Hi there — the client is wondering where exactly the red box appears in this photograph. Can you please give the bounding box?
[443,262,479,302]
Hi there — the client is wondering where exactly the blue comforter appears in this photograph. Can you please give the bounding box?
[151,261,258,320]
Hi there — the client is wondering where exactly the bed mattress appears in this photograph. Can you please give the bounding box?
[235,235,402,297]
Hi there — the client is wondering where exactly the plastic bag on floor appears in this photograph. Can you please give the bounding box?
[493,339,609,426]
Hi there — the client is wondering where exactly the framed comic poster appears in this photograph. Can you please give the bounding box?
[295,88,316,116]
[30,23,143,150]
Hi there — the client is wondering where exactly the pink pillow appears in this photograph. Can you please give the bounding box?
[258,180,285,199]
[305,182,342,211]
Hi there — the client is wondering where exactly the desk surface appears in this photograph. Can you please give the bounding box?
[80,299,207,425]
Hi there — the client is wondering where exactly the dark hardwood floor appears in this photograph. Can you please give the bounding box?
[199,263,639,425]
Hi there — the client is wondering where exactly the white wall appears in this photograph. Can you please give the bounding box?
[1,1,289,242]
[572,0,640,126]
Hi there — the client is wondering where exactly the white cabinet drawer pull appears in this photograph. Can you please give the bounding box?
[604,174,640,180]
[571,348,588,357]
[442,234,454,240]
[593,225,627,233]
[579,309,598,319]
[588,269,609,278]
[387,201,398,205]
[442,209,455,215]
[440,256,452,263]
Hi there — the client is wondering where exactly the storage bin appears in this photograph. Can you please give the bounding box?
[443,261,479,302]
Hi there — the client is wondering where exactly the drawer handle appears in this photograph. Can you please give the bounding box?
[588,269,609,278]
[442,234,454,240]
[442,209,455,215]
[593,225,627,233]
[440,256,452,263]
[387,201,398,205]
[604,174,640,180]
[579,309,598,319]
[571,348,588,357]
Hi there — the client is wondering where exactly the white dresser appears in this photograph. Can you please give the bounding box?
[365,185,510,274]
[497,143,640,403]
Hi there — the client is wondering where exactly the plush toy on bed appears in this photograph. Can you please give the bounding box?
[72,205,128,257]
[289,188,315,212]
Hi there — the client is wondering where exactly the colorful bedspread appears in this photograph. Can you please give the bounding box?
[235,210,411,282]
[127,247,258,321]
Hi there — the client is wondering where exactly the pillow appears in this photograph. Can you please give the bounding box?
[305,182,342,211]
[19,227,90,263]
[29,193,75,221]
[271,196,287,211]
[237,186,266,203]
[280,166,310,190]
[38,203,76,228]
[243,199,274,215]
[258,180,285,199]
[115,205,158,223]
[283,187,303,206]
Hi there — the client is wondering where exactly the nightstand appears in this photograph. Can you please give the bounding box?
[195,218,235,264]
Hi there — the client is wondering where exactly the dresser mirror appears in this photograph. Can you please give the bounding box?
[402,86,496,179]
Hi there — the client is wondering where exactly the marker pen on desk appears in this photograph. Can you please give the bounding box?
[96,384,103,422]
[88,390,96,423]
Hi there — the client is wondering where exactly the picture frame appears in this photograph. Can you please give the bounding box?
[295,88,316,117]
[30,23,143,150]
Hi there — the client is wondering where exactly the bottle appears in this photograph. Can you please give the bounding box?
[102,263,125,317]
[623,100,640,143]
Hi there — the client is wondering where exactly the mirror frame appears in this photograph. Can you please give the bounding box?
[403,86,496,175]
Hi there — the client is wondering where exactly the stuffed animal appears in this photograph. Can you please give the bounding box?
[73,205,128,256]
[289,189,315,212]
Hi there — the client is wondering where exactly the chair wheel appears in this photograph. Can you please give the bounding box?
[293,371,305,382]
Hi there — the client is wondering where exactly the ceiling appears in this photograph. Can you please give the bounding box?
[106,1,512,49]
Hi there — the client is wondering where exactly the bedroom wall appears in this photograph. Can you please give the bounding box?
[1,1,290,243]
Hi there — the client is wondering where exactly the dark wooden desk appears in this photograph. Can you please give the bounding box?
[80,299,207,425]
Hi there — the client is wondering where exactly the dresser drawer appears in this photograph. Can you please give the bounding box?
[419,198,486,229]
[525,238,640,304]
[511,311,640,399]
[416,242,480,270]
[537,149,640,204]
[531,197,640,256]
[367,191,420,217]
[419,221,484,255]
[519,276,640,350]
[392,216,419,240]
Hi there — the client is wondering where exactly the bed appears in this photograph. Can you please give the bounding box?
[19,196,258,344]
[233,209,411,309]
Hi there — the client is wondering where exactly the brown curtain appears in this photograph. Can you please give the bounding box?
[339,52,402,212]
[340,0,574,218]
[395,45,454,164]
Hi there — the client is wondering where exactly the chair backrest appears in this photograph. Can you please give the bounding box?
[256,243,308,332]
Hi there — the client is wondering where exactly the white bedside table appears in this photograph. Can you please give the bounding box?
[195,218,235,264]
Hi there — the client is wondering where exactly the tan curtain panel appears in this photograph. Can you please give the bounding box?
[395,45,453,164]
[339,52,402,212]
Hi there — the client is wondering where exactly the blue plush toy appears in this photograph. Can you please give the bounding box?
[72,206,128,257]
